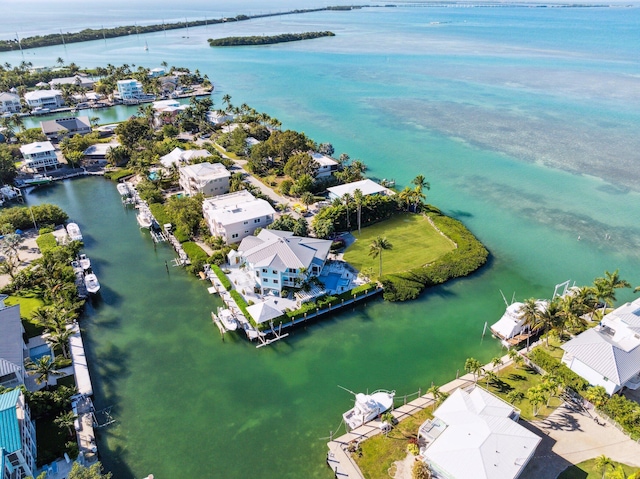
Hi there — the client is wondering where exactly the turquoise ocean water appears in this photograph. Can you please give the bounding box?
[5,3,640,478]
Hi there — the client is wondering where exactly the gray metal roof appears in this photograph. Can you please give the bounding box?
[239,230,331,271]
[0,304,24,373]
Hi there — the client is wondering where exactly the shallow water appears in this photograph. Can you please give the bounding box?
[15,4,640,478]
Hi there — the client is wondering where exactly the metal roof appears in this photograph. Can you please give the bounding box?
[239,230,331,271]
[0,389,22,454]
[327,179,394,198]
[0,304,24,374]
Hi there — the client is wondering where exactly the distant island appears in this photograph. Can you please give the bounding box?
[208,32,336,47]
[0,6,360,52]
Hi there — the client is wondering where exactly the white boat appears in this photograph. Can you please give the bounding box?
[218,308,238,331]
[70,260,83,274]
[22,174,53,186]
[136,208,153,229]
[32,107,50,115]
[342,388,395,431]
[66,223,83,242]
[84,273,100,294]
[78,254,91,271]
[117,183,130,197]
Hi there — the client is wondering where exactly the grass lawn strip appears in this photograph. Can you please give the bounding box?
[558,458,640,479]
[5,294,45,337]
[355,407,433,479]
[343,213,455,279]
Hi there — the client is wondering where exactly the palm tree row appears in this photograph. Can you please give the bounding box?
[518,269,632,344]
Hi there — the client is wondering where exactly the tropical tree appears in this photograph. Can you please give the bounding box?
[68,462,112,479]
[426,384,449,409]
[506,390,524,404]
[46,327,74,359]
[342,193,352,229]
[584,385,609,408]
[508,348,525,369]
[526,386,545,417]
[464,357,483,383]
[593,270,631,308]
[24,355,63,389]
[594,455,614,479]
[368,236,392,278]
[54,410,77,437]
[353,188,364,234]
[518,298,542,334]
[491,356,504,375]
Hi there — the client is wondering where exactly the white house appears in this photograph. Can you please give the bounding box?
[160,147,211,168]
[0,92,21,114]
[24,89,64,109]
[419,387,541,479]
[19,141,59,171]
[327,179,394,201]
[116,79,144,100]
[148,67,166,78]
[236,229,332,296]
[311,152,339,178]
[48,74,95,89]
[0,389,37,479]
[179,162,230,197]
[207,111,233,126]
[202,190,275,244]
[562,297,640,395]
[40,116,92,141]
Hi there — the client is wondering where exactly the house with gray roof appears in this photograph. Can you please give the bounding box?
[236,229,332,296]
[0,92,21,114]
[0,389,37,479]
[418,387,541,479]
[562,297,640,395]
[40,116,91,142]
[179,162,230,197]
[327,179,394,201]
[0,295,25,389]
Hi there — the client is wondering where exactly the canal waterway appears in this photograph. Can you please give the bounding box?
[11,3,640,478]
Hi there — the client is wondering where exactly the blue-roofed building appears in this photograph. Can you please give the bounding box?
[0,389,36,479]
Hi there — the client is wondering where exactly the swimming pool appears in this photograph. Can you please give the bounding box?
[29,344,53,362]
[320,273,351,292]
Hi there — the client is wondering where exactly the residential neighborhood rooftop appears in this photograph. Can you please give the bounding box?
[327,178,394,198]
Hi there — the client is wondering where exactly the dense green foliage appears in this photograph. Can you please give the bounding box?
[209,31,335,47]
[211,265,232,290]
[230,290,252,324]
[312,195,399,238]
[103,169,133,181]
[600,394,640,440]
[35,233,58,253]
[381,213,488,301]
[0,144,18,184]
[527,348,589,391]
[0,204,68,231]
[182,242,208,263]
[267,214,308,236]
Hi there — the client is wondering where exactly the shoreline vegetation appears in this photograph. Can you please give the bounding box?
[0,6,360,52]
[208,32,336,47]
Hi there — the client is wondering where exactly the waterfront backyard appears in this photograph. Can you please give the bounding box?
[342,213,456,278]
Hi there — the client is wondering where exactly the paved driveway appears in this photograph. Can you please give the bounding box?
[520,402,640,479]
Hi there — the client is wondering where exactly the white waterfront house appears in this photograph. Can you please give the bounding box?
[202,190,275,244]
[327,179,394,201]
[48,75,95,89]
[24,89,64,109]
[561,297,640,395]
[160,147,211,168]
[0,92,21,114]
[0,389,37,479]
[235,229,332,296]
[311,152,339,178]
[179,162,230,197]
[116,79,144,101]
[418,387,541,479]
[19,141,59,171]
[207,111,233,126]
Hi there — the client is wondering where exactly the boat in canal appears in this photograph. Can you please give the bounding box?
[341,387,395,431]
[66,222,83,241]
[117,183,130,197]
[84,272,100,294]
[136,208,153,229]
[78,253,91,271]
[217,308,238,331]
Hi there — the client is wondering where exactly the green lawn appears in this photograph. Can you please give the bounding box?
[534,336,566,360]
[355,407,433,479]
[558,458,640,479]
[480,364,563,421]
[5,294,45,338]
[343,213,456,279]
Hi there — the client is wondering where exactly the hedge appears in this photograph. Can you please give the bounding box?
[104,169,133,181]
[35,233,57,253]
[230,290,254,326]
[0,204,68,231]
[382,213,489,301]
[181,242,208,264]
[527,348,589,391]
[600,394,640,440]
[149,203,171,228]
[211,265,233,290]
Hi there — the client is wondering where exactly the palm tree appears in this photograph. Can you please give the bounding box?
[411,186,426,212]
[594,455,614,479]
[526,386,545,417]
[491,356,503,375]
[368,236,392,278]
[54,410,77,437]
[353,188,364,234]
[508,348,525,369]
[518,298,541,333]
[594,270,631,308]
[398,187,413,211]
[464,357,483,383]
[24,355,63,389]
[342,193,352,229]
[537,298,560,347]
[411,175,430,211]
[222,94,232,113]
[426,384,448,409]
[47,327,74,359]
